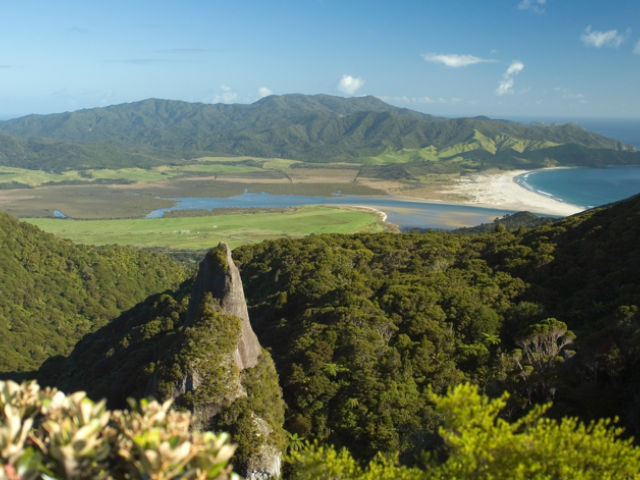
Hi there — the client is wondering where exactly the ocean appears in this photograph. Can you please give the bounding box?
[515,166,640,209]
[499,116,640,209]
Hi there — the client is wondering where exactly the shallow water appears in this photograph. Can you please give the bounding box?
[147,193,518,229]
[515,166,640,209]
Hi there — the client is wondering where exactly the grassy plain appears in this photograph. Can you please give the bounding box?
[24,205,384,250]
[0,167,82,186]
[0,163,270,186]
[0,151,467,205]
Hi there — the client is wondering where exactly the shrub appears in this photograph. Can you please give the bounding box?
[0,380,237,480]
[286,384,640,480]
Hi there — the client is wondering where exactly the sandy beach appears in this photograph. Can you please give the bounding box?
[436,170,584,217]
[331,205,389,222]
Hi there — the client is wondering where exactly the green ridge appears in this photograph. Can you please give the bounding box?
[0,95,634,169]
[0,210,189,376]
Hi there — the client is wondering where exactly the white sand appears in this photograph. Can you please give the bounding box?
[330,205,389,222]
[439,170,584,216]
[352,206,388,222]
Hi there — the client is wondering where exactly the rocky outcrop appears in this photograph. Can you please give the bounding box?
[151,243,284,479]
[185,242,262,370]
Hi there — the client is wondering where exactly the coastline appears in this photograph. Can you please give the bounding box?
[405,169,585,217]
[331,204,389,222]
[351,205,388,222]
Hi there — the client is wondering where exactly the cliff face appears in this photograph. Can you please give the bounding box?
[151,243,285,479]
[185,244,262,370]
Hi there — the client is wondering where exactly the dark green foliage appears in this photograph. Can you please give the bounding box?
[155,293,243,409]
[451,211,557,235]
[0,210,189,376]
[45,273,286,469]
[215,352,287,468]
[143,248,209,271]
[206,248,229,276]
[0,95,439,146]
[27,190,640,467]
[483,195,640,430]
[232,232,527,461]
[0,181,31,190]
[229,192,640,459]
[0,96,634,167]
[0,131,174,172]
[51,281,194,406]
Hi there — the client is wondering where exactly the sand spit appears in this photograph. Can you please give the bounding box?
[331,205,389,222]
[437,170,584,217]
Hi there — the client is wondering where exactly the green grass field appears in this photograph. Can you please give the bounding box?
[0,167,82,186]
[25,205,384,250]
[0,156,303,188]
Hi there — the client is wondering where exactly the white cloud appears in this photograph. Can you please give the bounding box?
[635,39,640,54]
[258,87,273,98]
[422,53,496,68]
[378,95,433,104]
[337,74,365,95]
[518,0,546,13]
[451,98,462,104]
[495,60,524,96]
[214,85,237,103]
[580,26,625,48]
[505,61,524,76]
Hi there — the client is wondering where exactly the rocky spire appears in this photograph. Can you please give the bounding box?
[185,242,262,370]
[148,243,284,479]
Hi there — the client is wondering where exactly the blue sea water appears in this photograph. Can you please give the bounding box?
[515,166,640,209]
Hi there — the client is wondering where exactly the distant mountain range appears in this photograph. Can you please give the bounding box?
[0,94,637,171]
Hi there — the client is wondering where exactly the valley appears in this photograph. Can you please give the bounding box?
[1,95,637,252]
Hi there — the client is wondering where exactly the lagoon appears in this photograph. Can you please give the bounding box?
[148,193,518,230]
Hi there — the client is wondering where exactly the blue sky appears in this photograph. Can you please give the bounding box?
[1,0,639,118]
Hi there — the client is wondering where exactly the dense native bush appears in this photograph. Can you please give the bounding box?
[0,210,189,376]
[0,380,237,480]
[231,194,640,459]
[232,231,530,461]
[32,193,640,469]
[286,384,640,480]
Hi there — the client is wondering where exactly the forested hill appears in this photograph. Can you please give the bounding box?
[0,210,189,375]
[0,95,635,166]
[0,132,175,172]
[0,95,441,145]
[39,192,640,465]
